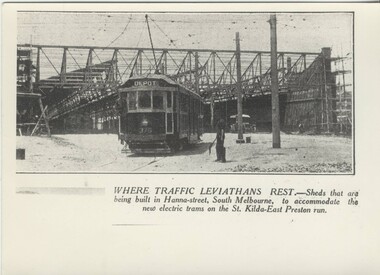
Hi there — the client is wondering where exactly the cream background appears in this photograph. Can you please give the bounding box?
[2,3,380,275]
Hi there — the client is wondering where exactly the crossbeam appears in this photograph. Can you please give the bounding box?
[18,44,319,55]
[17,43,325,121]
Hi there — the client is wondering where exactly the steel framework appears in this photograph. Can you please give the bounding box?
[18,44,329,125]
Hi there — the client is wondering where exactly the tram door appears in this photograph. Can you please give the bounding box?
[166,91,174,134]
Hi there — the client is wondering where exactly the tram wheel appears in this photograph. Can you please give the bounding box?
[177,141,184,151]
[172,140,184,152]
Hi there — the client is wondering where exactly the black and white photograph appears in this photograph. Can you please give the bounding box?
[4,3,380,275]
[16,11,353,173]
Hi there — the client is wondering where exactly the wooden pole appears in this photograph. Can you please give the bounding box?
[270,14,281,148]
[236,32,244,142]
[189,51,192,82]
[31,105,48,136]
[38,98,51,137]
[210,94,214,130]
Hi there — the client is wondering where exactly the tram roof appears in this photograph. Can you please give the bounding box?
[126,73,178,86]
[121,73,203,100]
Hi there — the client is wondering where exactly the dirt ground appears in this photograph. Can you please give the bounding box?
[16,132,353,173]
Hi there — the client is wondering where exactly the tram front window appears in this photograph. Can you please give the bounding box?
[138,91,151,108]
[166,91,172,108]
[153,93,164,109]
[127,91,167,111]
[128,91,137,110]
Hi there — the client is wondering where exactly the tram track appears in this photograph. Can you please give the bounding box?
[132,155,168,171]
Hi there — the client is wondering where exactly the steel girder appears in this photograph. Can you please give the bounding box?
[17,44,320,119]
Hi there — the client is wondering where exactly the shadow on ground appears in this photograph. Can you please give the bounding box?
[126,142,212,157]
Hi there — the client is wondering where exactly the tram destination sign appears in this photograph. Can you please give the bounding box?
[134,80,159,87]
[122,77,174,89]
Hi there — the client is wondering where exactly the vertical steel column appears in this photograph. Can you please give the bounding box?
[86,49,93,83]
[342,56,346,100]
[259,53,262,85]
[36,47,41,83]
[113,49,119,82]
[322,47,332,133]
[195,52,200,94]
[229,62,233,84]
[287,56,292,74]
[281,53,285,70]
[323,58,328,132]
[340,55,347,133]
[235,32,244,142]
[163,51,168,75]
[86,49,93,66]
[212,52,216,85]
[60,47,67,83]
[139,50,143,75]
[270,14,281,148]
[303,54,307,71]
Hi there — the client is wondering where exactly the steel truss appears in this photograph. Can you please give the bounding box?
[18,44,321,120]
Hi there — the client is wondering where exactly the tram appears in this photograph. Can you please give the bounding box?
[118,74,204,153]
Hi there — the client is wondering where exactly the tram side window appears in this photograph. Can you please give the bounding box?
[153,93,164,109]
[179,94,184,111]
[180,93,189,112]
[119,93,127,113]
[138,91,151,109]
[166,91,172,108]
[186,95,190,112]
[167,113,173,132]
[128,91,137,110]
[173,94,177,112]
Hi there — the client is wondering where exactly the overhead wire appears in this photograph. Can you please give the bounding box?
[104,15,133,49]
[148,15,178,49]
[21,13,353,84]
[135,27,145,48]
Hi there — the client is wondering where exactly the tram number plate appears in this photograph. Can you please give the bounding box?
[139,127,152,134]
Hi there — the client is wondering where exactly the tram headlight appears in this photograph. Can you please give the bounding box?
[141,117,149,127]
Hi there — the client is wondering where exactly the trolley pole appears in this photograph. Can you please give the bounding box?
[235,32,244,143]
[269,14,281,148]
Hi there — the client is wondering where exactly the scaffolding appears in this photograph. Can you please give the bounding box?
[17,48,50,136]
[17,44,352,135]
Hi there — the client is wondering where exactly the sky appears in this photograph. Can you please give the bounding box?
[18,12,353,55]
[17,11,353,88]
